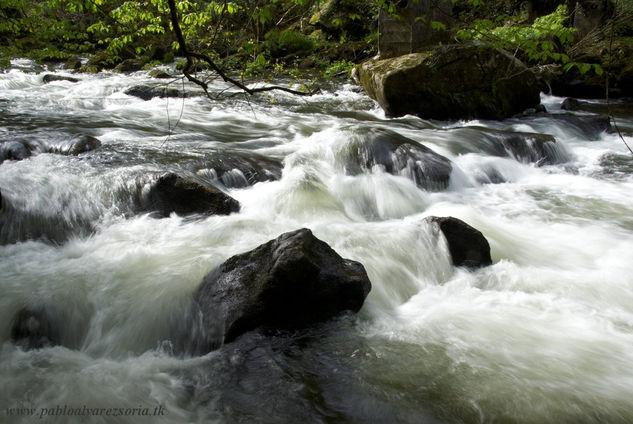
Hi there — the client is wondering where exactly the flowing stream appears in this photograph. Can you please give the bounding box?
[1,59,633,423]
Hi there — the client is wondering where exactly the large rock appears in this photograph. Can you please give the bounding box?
[141,172,240,217]
[190,228,371,353]
[428,216,492,268]
[342,129,452,191]
[358,42,543,120]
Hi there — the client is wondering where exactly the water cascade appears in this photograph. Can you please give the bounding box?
[1,60,633,423]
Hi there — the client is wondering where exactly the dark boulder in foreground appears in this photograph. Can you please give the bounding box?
[0,141,31,163]
[428,216,492,269]
[344,129,452,191]
[45,135,102,156]
[11,306,59,350]
[42,74,79,84]
[141,172,240,217]
[190,228,372,353]
[358,42,543,120]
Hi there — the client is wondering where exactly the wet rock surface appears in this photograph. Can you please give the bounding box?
[42,74,80,84]
[0,141,31,163]
[188,228,372,354]
[124,85,191,100]
[428,216,492,269]
[343,129,452,191]
[359,42,543,120]
[140,172,240,217]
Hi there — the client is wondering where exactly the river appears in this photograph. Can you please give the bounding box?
[1,59,633,423]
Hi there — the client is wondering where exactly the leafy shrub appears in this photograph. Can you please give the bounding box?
[266,29,315,58]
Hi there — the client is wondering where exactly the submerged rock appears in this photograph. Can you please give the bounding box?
[141,172,240,217]
[343,129,452,191]
[0,193,96,245]
[0,141,31,163]
[124,85,186,100]
[358,42,543,120]
[531,113,612,140]
[561,97,633,119]
[42,74,80,84]
[11,306,60,350]
[428,216,492,269]
[453,128,566,165]
[488,130,567,165]
[45,135,102,156]
[203,151,283,188]
[189,228,372,353]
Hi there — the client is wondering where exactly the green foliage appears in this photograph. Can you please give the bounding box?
[266,29,315,58]
[243,53,268,76]
[457,5,575,63]
[323,59,354,78]
[9,0,587,82]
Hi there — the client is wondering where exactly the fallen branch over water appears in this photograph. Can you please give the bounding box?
[166,0,317,98]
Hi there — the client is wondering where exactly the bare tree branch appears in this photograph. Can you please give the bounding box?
[605,0,633,156]
[166,0,318,98]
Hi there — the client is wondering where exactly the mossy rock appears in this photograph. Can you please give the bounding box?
[114,58,146,73]
[358,42,543,121]
[86,51,119,71]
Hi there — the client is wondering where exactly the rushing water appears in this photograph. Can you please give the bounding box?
[1,59,633,423]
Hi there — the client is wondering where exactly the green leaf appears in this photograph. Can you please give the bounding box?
[579,63,591,75]
[593,64,604,76]
[430,21,446,31]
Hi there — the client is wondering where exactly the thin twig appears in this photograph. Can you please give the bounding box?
[605,0,633,156]
[166,0,317,98]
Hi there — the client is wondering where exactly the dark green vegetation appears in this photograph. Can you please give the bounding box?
[0,0,631,88]
[0,0,378,77]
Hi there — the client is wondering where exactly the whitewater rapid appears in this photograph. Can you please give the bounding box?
[1,60,633,423]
